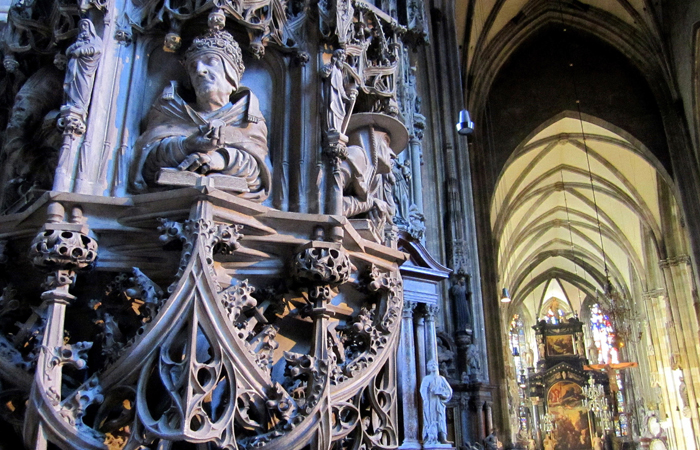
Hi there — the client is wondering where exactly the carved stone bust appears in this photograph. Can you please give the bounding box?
[132,29,271,201]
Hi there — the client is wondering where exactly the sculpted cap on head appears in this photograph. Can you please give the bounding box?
[184,30,246,78]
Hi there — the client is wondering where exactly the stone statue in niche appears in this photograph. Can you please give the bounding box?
[321,48,354,135]
[575,331,585,356]
[449,268,472,331]
[466,342,480,381]
[537,334,545,359]
[391,157,411,223]
[420,359,452,445]
[339,113,408,233]
[63,18,103,119]
[132,29,271,201]
[0,66,63,211]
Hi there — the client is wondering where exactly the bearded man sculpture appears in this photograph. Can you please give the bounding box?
[133,29,270,201]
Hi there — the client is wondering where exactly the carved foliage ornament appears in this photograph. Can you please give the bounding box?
[29,228,98,270]
[125,0,297,56]
[292,242,351,286]
[9,205,405,450]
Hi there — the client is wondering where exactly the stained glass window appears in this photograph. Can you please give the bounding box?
[589,303,619,365]
[589,303,627,436]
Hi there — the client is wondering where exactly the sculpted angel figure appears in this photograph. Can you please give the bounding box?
[63,18,102,117]
[132,29,270,201]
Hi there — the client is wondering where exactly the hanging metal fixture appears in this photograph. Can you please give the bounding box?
[456,109,475,135]
[583,377,614,433]
[501,287,512,303]
[540,411,555,435]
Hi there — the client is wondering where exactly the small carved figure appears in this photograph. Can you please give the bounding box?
[450,268,472,331]
[420,359,452,444]
[0,54,26,131]
[576,332,586,356]
[339,113,408,232]
[97,312,124,356]
[321,49,351,134]
[527,436,536,450]
[543,434,555,450]
[163,32,182,52]
[63,19,103,118]
[588,342,599,363]
[133,29,271,201]
[3,54,19,74]
[592,433,604,450]
[407,204,426,240]
[524,348,534,367]
[0,66,63,211]
[483,430,502,450]
[392,157,412,222]
[466,343,480,380]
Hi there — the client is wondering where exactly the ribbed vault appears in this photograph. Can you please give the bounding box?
[492,112,672,319]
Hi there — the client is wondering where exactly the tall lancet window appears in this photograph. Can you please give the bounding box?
[589,303,618,365]
[589,303,627,436]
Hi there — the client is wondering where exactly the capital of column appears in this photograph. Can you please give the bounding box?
[403,300,417,318]
[424,303,440,321]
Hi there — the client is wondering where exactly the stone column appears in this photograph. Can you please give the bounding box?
[474,398,486,441]
[399,301,421,449]
[414,306,427,437]
[658,256,700,448]
[414,307,427,382]
[409,136,424,212]
[424,304,440,367]
[485,401,493,434]
[23,204,98,449]
[531,398,542,446]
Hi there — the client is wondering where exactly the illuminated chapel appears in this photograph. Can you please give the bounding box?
[0,0,699,449]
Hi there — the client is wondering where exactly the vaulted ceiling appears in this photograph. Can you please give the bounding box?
[455,0,664,85]
[490,113,673,319]
[453,0,678,321]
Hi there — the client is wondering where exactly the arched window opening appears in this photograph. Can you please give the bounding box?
[589,303,619,365]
